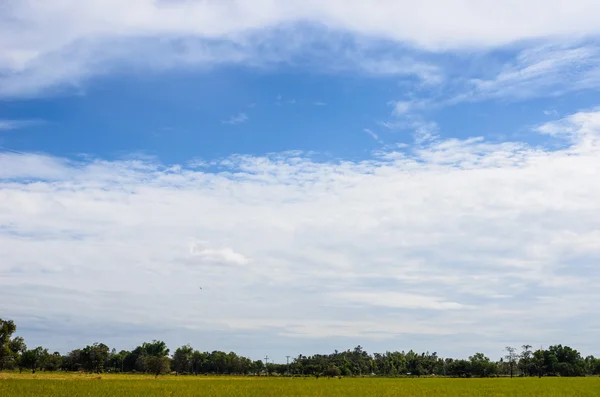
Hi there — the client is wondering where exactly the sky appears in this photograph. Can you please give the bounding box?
[1,0,600,363]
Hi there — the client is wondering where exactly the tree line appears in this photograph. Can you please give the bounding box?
[1,318,599,378]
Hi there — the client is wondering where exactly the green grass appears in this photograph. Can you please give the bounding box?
[1,373,599,396]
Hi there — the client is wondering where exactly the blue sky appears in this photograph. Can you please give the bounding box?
[2,1,600,362]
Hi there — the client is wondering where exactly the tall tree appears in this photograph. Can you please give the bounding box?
[142,340,169,358]
[469,352,496,377]
[8,337,27,372]
[81,343,110,373]
[504,346,518,378]
[141,340,171,377]
[172,345,193,375]
[519,345,533,376]
[147,356,171,377]
[43,352,63,371]
[0,318,17,370]
[20,347,48,374]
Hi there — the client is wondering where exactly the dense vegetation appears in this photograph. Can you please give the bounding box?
[2,318,599,378]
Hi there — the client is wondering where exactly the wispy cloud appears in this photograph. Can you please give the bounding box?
[391,99,429,116]
[452,44,600,103]
[2,109,600,355]
[382,43,600,118]
[222,112,248,125]
[0,119,43,131]
[275,95,299,106]
[374,100,438,145]
[313,101,327,106]
[363,128,382,143]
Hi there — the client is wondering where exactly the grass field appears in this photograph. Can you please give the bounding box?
[1,373,599,396]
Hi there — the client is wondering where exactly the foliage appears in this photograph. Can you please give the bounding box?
[0,318,17,370]
[146,357,171,377]
[20,347,48,374]
[1,318,599,378]
[81,343,110,373]
[172,345,193,375]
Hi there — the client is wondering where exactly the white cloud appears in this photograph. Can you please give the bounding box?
[3,1,600,97]
[222,112,248,125]
[375,43,600,113]
[0,119,42,131]
[392,101,413,115]
[189,241,250,266]
[378,102,439,144]
[2,109,600,356]
[456,44,600,102]
[391,99,430,116]
[363,128,381,142]
[332,291,466,310]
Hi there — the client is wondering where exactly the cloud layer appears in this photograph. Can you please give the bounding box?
[2,109,600,357]
[3,1,600,97]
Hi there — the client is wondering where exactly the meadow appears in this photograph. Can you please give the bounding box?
[1,373,599,396]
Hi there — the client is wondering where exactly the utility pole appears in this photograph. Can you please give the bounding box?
[264,355,269,376]
[286,356,290,375]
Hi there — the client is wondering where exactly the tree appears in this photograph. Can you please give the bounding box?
[0,318,17,370]
[147,356,171,378]
[8,336,27,371]
[531,349,545,378]
[62,349,83,372]
[108,349,129,373]
[191,350,208,375]
[325,364,341,377]
[210,351,228,374]
[519,345,533,376]
[266,362,277,376]
[504,347,518,378]
[546,345,585,376]
[81,343,110,373]
[142,340,169,358]
[140,340,170,377]
[447,359,471,377]
[43,352,63,371]
[21,347,47,374]
[251,359,264,375]
[469,353,496,377]
[172,345,193,375]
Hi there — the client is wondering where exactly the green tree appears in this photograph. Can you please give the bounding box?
[142,340,169,357]
[0,318,17,370]
[469,353,496,377]
[108,349,129,373]
[191,350,208,375]
[81,343,110,373]
[43,352,63,371]
[325,364,341,377]
[546,345,585,376]
[8,336,27,371]
[447,359,471,378]
[519,345,533,376]
[504,346,518,378]
[147,356,171,377]
[584,356,600,375]
[172,345,193,375]
[140,340,170,377]
[21,347,47,374]
[251,359,264,375]
[62,349,83,372]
